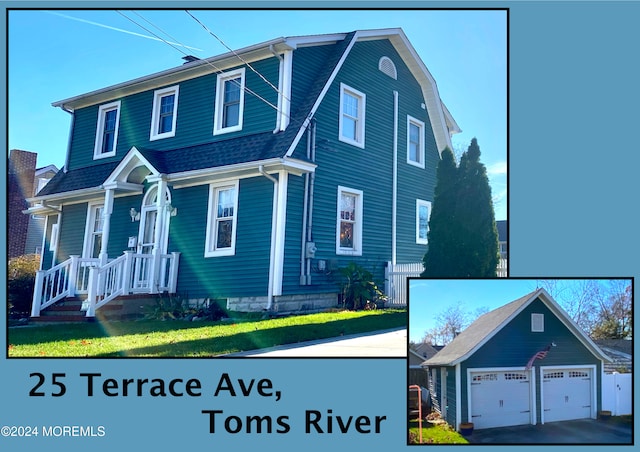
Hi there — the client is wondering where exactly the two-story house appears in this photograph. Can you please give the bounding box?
[29,28,460,318]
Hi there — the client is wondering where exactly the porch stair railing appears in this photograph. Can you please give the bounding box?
[31,251,180,318]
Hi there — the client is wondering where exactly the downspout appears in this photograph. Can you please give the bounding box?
[259,165,278,311]
[392,91,399,266]
[306,119,317,282]
[300,129,311,285]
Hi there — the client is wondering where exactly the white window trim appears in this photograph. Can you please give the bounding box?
[336,185,363,256]
[205,180,239,257]
[407,115,426,168]
[93,100,121,159]
[338,83,366,148]
[82,202,104,259]
[416,199,432,245]
[213,68,246,136]
[150,85,179,141]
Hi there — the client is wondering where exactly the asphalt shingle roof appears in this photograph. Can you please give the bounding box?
[422,290,539,367]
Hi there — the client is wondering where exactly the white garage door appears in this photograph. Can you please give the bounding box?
[542,368,592,423]
[469,370,531,429]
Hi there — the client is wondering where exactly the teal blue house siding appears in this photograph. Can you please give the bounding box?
[56,203,88,262]
[66,58,281,171]
[464,298,601,370]
[168,177,274,300]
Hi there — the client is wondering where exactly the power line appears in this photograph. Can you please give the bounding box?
[116,10,287,118]
[185,10,290,105]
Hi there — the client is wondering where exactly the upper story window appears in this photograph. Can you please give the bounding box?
[214,68,245,135]
[339,83,366,148]
[150,85,179,140]
[205,181,239,257]
[336,186,363,256]
[416,199,432,244]
[94,101,121,159]
[407,116,426,168]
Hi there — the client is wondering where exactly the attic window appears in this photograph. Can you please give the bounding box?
[531,313,544,332]
[378,56,397,80]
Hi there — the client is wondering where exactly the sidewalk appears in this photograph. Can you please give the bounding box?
[227,327,407,357]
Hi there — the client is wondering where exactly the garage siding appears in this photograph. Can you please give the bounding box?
[460,297,602,428]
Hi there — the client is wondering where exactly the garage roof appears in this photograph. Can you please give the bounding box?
[422,288,612,367]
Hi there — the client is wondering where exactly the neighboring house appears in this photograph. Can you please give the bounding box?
[8,149,37,258]
[496,219,507,259]
[421,288,611,431]
[25,164,59,255]
[8,149,59,259]
[594,339,632,374]
[28,28,461,318]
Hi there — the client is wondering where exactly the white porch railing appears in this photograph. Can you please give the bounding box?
[31,251,180,317]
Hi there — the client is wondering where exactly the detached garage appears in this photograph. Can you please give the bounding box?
[422,288,611,431]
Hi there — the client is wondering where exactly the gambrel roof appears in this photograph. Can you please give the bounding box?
[35,28,459,203]
[422,288,611,367]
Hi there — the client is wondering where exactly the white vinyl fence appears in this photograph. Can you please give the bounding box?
[601,372,632,416]
[385,262,422,307]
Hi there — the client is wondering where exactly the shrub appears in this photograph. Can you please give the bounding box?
[336,262,387,310]
[145,294,228,321]
[8,254,40,317]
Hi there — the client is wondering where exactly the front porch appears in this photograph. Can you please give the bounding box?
[31,251,180,318]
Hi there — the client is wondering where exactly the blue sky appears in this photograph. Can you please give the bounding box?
[7,8,507,220]
[408,278,632,343]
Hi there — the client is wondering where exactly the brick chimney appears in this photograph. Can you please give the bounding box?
[8,149,37,258]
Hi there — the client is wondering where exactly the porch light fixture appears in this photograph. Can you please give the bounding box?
[130,208,140,222]
[166,204,177,216]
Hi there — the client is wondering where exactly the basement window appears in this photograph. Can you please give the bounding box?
[531,313,544,332]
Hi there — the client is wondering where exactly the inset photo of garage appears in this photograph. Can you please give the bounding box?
[408,278,633,445]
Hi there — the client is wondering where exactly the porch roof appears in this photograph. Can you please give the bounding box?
[33,130,314,200]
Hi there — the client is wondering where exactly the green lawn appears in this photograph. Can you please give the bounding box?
[409,420,469,444]
[8,309,406,358]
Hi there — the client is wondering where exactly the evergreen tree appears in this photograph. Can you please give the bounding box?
[422,147,458,276]
[422,138,499,277]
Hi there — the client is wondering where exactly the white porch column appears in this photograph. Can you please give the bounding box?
[99,187,115,266]
[150,177,168,293]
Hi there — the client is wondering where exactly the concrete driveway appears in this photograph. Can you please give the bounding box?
[227,328,406,357]
[465,418,633,444]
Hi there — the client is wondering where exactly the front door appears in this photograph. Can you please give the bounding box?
[133,184,171,290]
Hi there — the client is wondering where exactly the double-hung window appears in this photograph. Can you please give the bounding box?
[407,116,426,168]
[94,101,121,159]
[83,203,104,258]
[150,85,179,140]
[205,181,239,257]
[336,186,363,255]
[214,68,245,135]
[339,83,366,148]
[416,199,432,244]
